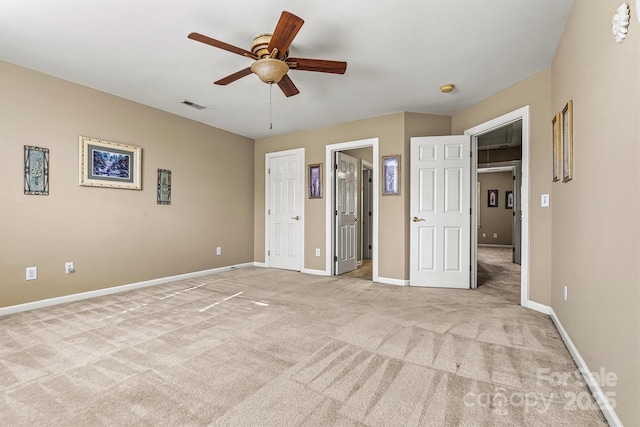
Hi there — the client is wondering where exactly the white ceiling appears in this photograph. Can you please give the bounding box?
[0,0,573,140]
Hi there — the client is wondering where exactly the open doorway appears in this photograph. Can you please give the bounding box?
[325,138,379,282]
[474,120,523,304]
[466,106,530,307]
[335,149,374,280]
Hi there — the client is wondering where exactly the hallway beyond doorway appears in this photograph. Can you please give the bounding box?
[477,246,520,304]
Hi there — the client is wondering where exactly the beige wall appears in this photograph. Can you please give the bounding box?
[478,171,513,245]
[550,0,639,424]
[0,62,255,308]
[254,112,450,280]
[452,68,553,306]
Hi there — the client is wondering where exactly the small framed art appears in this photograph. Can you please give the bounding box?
[561,100,573,182]
[382,155,400,196]
[552,113,561,182]
[505,191,513,209]
[488,189,498,207]
[308,163,322,199]
[157,169,171,205]
[79,136,142,189]
[24,145,49,195]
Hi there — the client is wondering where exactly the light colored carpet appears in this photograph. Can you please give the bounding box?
[0,248,606,426]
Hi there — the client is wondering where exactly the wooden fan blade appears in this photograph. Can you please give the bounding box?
[277,74,300,97]
[188,32,257,59]
[287,58,347,74]
[214,67,253,85]
[268,11,304,60]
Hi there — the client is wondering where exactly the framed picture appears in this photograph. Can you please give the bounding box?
[552,113,561,182]
[157,169,171,205]
[308,163,322,199]
[561,100,573,182]
[24,145,49,195]
[79,136,142,190]
[505,190,513,209]
[382,155,400,195]
[488,189,498,207]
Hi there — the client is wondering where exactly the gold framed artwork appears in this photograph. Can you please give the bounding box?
[552,113,561,182]
[561,100,573,182]
[79,136,142,190]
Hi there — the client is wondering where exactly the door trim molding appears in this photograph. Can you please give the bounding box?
[265,148,305,270]
[465,105,530,307]
[325,138,379,281]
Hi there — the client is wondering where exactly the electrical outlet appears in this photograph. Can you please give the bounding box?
[493,233,498,238]
[65,262,75,274]
[482,233,486,238]
[216,247,222,255]
[315,248,321,256]
[26,266,37,281]
[563,285,568,301]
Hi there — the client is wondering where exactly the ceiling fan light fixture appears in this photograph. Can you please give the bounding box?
[251,58,289,84]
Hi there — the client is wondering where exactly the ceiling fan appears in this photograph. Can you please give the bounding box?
[188,11,347,97]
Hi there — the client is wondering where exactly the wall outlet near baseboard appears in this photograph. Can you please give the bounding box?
[315,248,321,256]
[65,262,75,274]
[216,247,222,255]
[26,266,37,280]
[563,284,568,301]
[493,233,498,238]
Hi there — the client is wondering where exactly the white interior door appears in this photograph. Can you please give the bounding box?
[410,135,471,288]
[335,152,358,275]
[512,162,522,264]
[268,152,302,271]
[362,166,373,259]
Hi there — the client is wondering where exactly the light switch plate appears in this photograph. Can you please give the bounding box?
[541,194,550,207]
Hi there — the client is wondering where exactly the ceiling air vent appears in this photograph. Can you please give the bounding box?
[180,100,206,110]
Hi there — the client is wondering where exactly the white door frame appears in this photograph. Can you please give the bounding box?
[264,148,305,270]
[464,106,530,307]
[325,138,379,281]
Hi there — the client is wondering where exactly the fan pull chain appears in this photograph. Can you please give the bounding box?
[269,83,273,130]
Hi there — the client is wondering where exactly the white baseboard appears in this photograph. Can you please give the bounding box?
[478,244,513,248]
[301,268,330,276]
[377,276,409,286]
[549,308,622,427]
[0,262,254,317]
[253,262,268,268]
[525,300,551,315]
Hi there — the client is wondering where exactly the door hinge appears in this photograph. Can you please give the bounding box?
[334,256,338,262]
[470,151,473,158]
[268,209,270,215]
[470,208,472,215]
[368,178,372,183]
[268,168,271,174]
[335,210,338,216]
[268,250,271,256]
[369,211,372,216]
[335,163,338,170]
[369,245,372,250]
